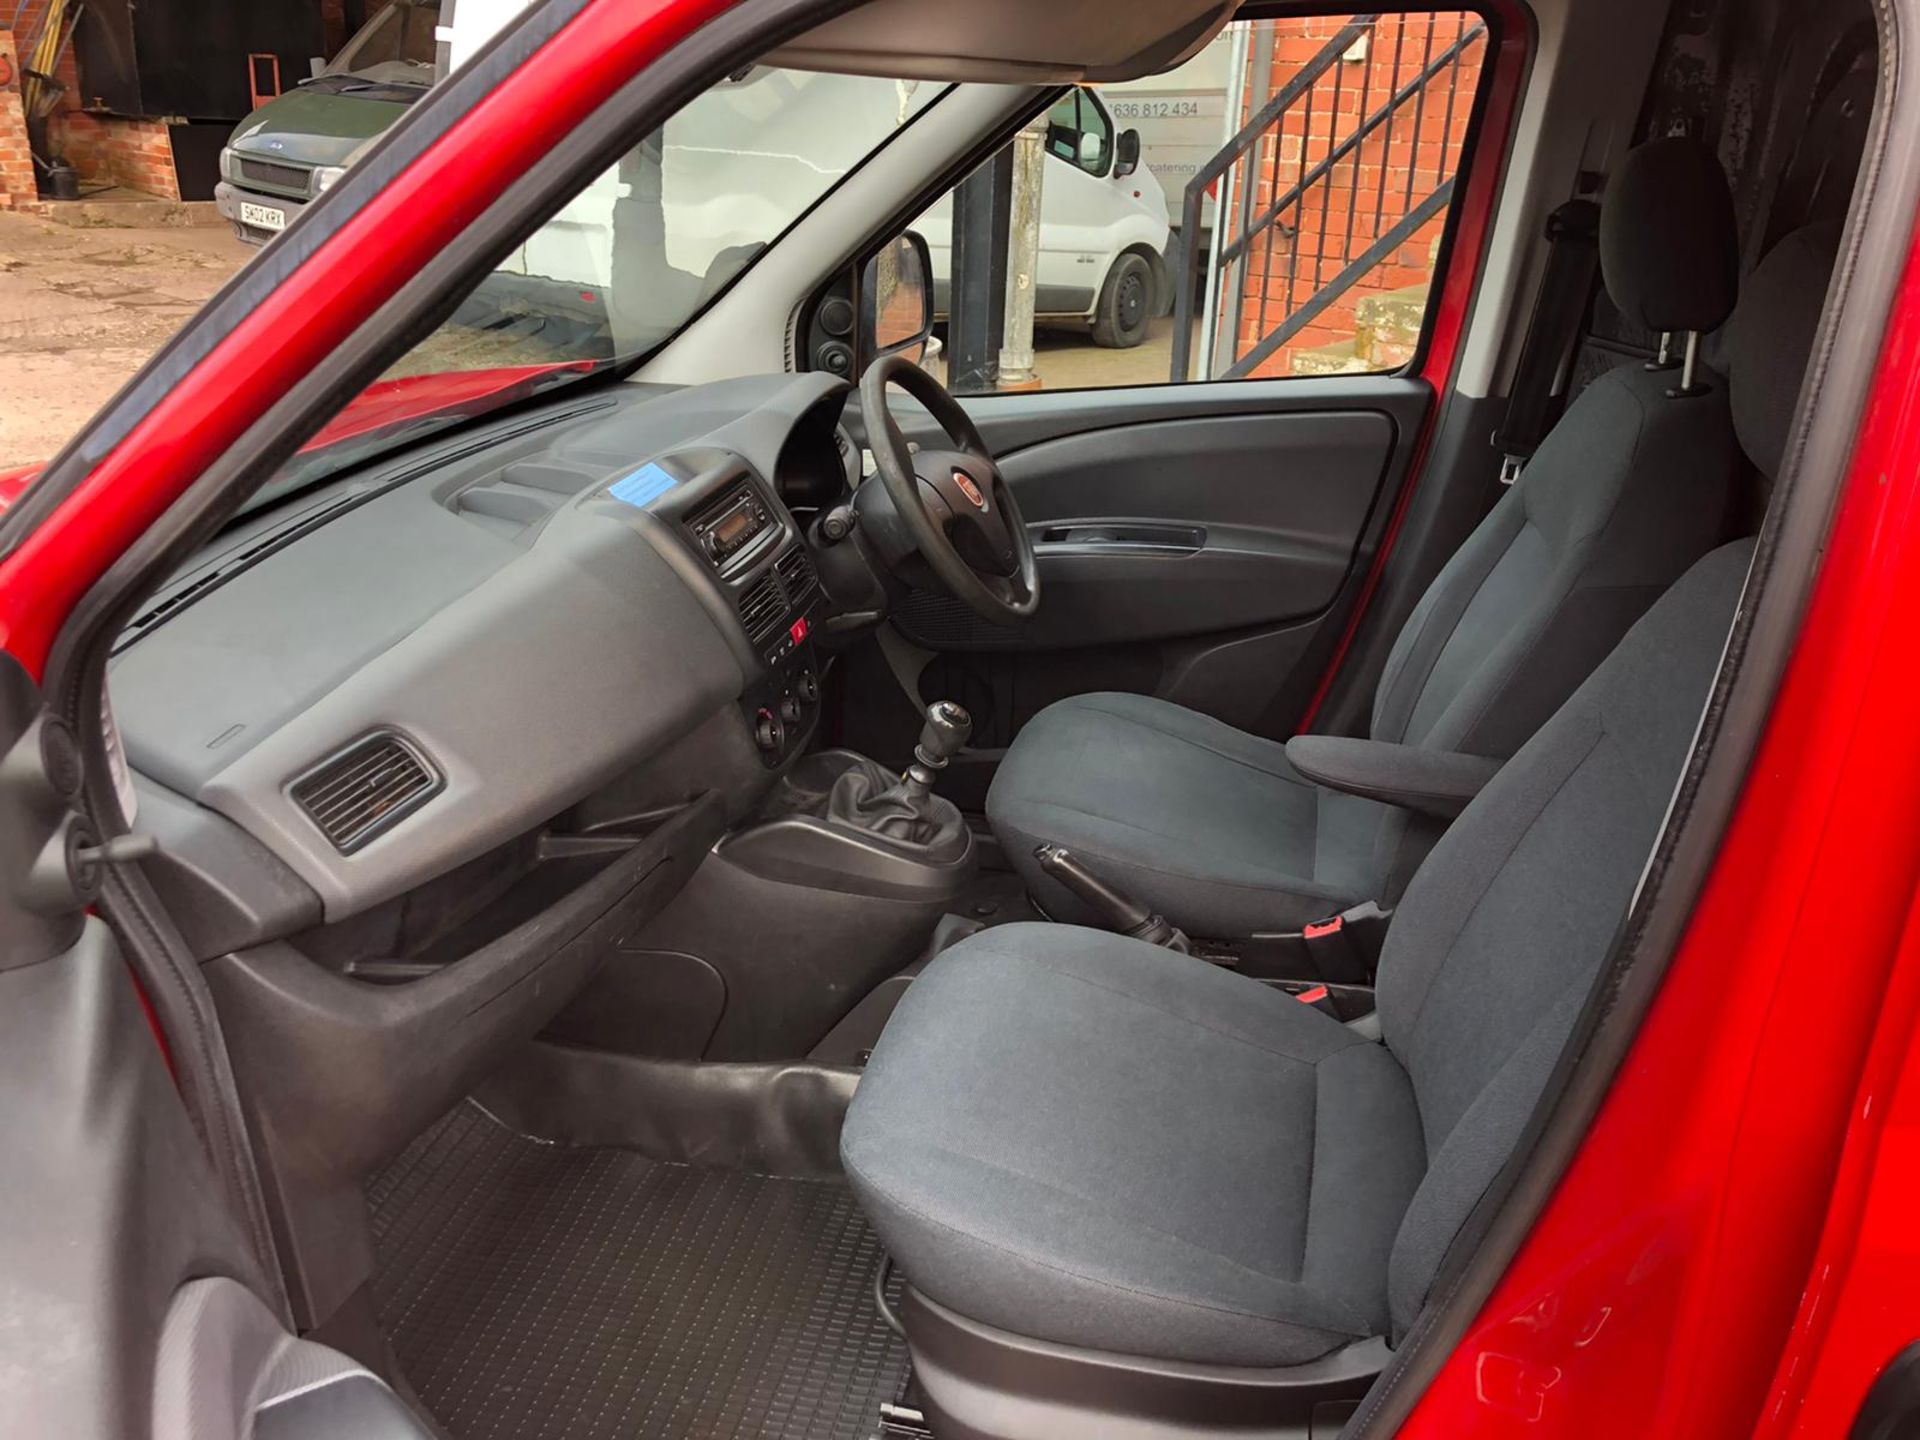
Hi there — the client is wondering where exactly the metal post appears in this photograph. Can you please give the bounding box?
[1199,21,1258,381]
[997,113,1048,391]
[949,149,1012,394]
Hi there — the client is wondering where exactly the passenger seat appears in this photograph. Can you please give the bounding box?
[841,225,1838,1416]
[986,138,1743,937]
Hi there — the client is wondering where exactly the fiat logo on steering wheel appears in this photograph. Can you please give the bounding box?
[952,468,988,510]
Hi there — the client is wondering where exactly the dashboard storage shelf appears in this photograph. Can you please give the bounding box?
[204,795,725,1329]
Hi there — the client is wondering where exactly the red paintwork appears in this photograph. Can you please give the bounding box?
[1766,883,1920,1438]
[0,466,38,511]
[1752,231,1920,1440]
[0,0,731,682]
[301,362,599,451]
[1293,2,1529,734]
[1399,195,1920,1437]
[0,364,597,519]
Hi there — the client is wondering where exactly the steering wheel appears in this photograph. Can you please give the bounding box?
[861,353,1041,624]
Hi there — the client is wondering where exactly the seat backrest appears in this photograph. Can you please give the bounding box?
[1374,221,1839,1334]
[1370,138,1741,760]
[1374,539,1749,1332]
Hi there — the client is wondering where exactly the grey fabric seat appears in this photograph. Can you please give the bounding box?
[846,222,1841,1367]
[984,692,1388,934]
[844,923,1425,1364]
[846,538,1756,1366]
[988,137,1743,935]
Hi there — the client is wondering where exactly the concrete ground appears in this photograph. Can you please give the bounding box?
[927,314,1189,394]
[0,206,1185,471]
[0,211,255,470]
[1029,314,1188,390]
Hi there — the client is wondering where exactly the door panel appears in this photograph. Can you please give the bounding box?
[840,376,1429,780]
[911,408,1396,649]
[1,918,277,1435]
[0,671,428,1438]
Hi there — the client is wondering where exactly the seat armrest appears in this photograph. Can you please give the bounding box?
[1284,736,1502,820]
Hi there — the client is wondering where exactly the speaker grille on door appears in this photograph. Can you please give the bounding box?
[290,732,442,853]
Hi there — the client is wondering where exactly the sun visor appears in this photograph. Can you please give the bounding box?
[768,0,1240,83]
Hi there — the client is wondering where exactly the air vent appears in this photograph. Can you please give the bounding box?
[289,732,442,854]
[775,546,819,609]
[739,572,786,642]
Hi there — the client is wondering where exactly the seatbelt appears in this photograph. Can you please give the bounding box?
[1490,194,1602,484]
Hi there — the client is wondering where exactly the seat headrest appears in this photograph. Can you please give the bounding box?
[1600,137,1740,335]
[1725,223,1841,481]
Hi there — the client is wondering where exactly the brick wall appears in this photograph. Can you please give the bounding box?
[1226,12,1485,378]
[59,113,182,198]
[0,31,36,207]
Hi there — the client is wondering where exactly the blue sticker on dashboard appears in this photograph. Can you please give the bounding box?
[608,463,680,509]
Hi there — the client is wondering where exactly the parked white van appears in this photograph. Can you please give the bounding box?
[917,87,1172,348]
[1103,28,1237,234]
[483,68,1172,352]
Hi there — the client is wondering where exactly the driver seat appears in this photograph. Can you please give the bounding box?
[987,138,1742,936]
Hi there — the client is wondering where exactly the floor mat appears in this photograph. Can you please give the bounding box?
[369,1103,908,1440]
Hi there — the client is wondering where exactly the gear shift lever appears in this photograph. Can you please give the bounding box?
[903,701,972,801]
[817,702,972,850]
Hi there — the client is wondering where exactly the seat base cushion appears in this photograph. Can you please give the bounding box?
[841,923,1426,1367]
[987,693,1401,935]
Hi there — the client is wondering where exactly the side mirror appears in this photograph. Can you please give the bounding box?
[1114,128,1141,179]
[1077,130,1107,171]
[862,229,936,366]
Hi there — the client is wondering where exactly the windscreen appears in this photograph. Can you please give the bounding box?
[243,67,943,516]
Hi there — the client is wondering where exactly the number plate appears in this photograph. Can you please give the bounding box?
[239,201,287,232]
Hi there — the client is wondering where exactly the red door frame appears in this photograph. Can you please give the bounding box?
[1767,878,1920,1438]
[1397,199,1920,1437]
[0,0,1916,1434]
[0,0,733,682]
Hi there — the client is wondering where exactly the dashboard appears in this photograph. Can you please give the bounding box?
[108,371,861,953]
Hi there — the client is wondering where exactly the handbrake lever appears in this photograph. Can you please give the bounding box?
[1034,844,1190,953]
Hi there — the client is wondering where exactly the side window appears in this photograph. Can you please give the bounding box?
[1046,91,1113,176]
[920,10,1489,394]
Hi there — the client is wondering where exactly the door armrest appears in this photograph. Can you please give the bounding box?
[1284,736,1502,820]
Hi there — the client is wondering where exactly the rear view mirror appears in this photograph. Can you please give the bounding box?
[1114,128,1141,179]
[1078,130,1107,170]
[863,229,935,366]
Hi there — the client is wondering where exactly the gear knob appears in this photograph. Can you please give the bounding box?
[915,701,973,770]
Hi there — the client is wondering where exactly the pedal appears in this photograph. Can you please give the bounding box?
[877,1400,934,1438]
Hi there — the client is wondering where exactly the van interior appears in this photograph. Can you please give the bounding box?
[9,0,1889,1435]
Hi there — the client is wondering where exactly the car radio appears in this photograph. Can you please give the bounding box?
[690,486,773,568]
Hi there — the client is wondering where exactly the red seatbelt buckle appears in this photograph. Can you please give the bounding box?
[1294,984,1330,1006]
[1302,915,1344,941]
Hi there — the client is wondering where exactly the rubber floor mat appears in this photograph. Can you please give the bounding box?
[369,1103,908,1440]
